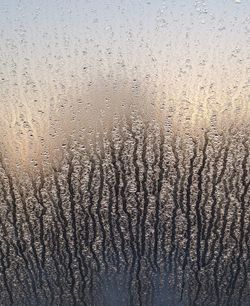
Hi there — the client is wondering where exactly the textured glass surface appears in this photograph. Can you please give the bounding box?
[0,1,250,305]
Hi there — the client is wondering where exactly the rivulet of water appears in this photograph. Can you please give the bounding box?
[0,113,249,305]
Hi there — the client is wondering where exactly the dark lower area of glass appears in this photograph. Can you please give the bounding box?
[0,117,249,306]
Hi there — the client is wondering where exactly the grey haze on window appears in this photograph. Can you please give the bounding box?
[0,0,249,305]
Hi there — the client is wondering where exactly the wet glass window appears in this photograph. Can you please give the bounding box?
[0,0,250,305]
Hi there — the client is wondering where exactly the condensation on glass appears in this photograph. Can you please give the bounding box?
[0,0,249,305]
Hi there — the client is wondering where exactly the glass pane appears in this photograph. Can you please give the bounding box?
[0,0,249,305]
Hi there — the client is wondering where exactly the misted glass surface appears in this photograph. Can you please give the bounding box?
[0,1,249,305]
